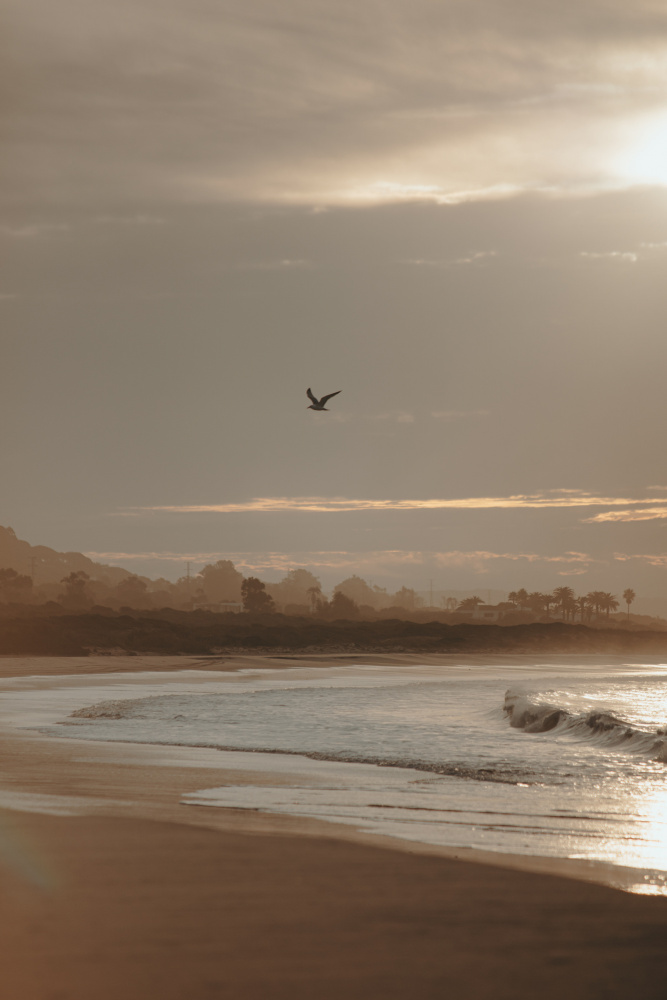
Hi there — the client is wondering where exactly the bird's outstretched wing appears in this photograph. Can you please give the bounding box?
[320,390,341,405]
[306,388,319,405]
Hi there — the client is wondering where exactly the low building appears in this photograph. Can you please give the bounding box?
[471,603,503,622]
[192,601,243,613]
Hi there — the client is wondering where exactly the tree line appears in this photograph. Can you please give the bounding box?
[0,563,422,616]
[458,586,636,621]
[0,563,638,622]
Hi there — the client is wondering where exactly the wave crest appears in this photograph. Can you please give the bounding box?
[504,689,667,761]
[69,698,145,721]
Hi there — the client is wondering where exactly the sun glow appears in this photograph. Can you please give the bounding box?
[614,110,667,186]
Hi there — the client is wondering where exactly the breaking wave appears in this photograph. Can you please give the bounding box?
[504,689,667,762]
[65,685,667,778]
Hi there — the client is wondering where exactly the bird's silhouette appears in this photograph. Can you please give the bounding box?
[307,388,341,411]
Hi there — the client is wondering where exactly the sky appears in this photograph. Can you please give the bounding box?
[5,0,667,609]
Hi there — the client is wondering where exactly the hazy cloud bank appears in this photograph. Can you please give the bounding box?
[7,0,667,209]
[84,546,603,578]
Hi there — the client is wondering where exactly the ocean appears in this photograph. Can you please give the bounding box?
[4,656,667,895]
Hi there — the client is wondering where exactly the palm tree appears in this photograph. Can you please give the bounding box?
[599,592,619,617]
[552,586,575,621]
[541,593,555,618]
[457,596,484,611]
[563,596,579,621]
[542,593,557,617]
[586,591,606,620]
[622,588,636,619]
[526,592,542,612]
[515,588,529,609]
[575,595,592,623]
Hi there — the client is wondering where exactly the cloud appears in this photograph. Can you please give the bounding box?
[614,552,667,567]
[579,241,667,264]
[454,250,498,264]
[92,214,167,226]
[404,251,497,267]
[235,258,311,271]
[370,411,415,424]
[9,0,667,209]
[580,250,638,262]
[1,216,166,238]
[126,490,667,515]
[85,547,600,576]
[585,507,667,523]
[86,550,233,563]
[1,223,69,238]
[431,409,491,421]
[355,183,445,202]
[426,550,599,577]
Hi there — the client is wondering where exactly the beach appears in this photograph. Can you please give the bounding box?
[2,654,667,999]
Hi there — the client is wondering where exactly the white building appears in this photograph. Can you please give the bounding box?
[471,604,502,622]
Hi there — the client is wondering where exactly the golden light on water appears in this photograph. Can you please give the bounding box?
[622,784,667,894]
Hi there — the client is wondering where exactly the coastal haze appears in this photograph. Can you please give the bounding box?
[5,1,667,607]
[6,8,667,997]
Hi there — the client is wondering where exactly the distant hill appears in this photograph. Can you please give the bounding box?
[0,525,133,586]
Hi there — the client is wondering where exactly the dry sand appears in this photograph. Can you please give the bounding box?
[2,654,667,999]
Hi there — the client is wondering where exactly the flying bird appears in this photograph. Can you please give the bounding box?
[307,387,341,411]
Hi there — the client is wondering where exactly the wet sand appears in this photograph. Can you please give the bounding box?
[2,655,667,999]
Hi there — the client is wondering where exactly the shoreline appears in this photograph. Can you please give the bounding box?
[3,655,667,997]
[2,652,667,893]
[3,648,667,676]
